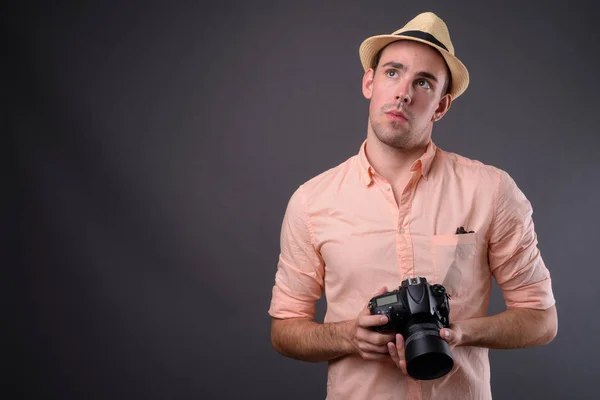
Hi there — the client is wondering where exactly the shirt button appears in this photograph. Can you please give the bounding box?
[399,228,405,234]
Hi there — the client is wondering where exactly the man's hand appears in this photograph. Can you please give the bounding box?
[387,324,464,374]
[387,334,408,374]
[439,324,464,348]
[349,287,396,361]
[386,305,558,373]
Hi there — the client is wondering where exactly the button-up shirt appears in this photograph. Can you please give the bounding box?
[268,140,555,400]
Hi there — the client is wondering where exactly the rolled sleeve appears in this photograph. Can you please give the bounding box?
[268,185,325,319]
[488,171,555,310]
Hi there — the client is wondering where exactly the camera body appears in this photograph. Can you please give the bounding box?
[368,276,450,334]
[368,277,453,380]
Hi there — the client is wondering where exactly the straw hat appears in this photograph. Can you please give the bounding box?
[359,12,469,99]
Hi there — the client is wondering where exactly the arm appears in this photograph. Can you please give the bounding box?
[271,287,396,362]
[388,305,558,374]
[447,171,558,348]
[268,188,394,362]
[271,317,354,362]
[388,171,558,372]
[442,304,558,349]
[470,170,557,347]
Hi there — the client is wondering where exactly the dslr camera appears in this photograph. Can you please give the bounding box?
[368,276,453,380]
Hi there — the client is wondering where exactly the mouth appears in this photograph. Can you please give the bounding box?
[385,110,408,122]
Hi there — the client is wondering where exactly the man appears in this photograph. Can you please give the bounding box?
[268,11,557,400]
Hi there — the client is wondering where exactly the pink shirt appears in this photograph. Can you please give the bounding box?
[268,140,555,400]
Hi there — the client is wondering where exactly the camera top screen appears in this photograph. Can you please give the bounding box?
[376,294,398,306]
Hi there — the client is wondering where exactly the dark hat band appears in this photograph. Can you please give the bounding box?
[395,30,448,52]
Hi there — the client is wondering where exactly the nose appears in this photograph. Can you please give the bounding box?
[395,79,412,105]
[396,94,411,104]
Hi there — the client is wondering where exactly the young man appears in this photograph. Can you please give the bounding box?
[268,12,557,400]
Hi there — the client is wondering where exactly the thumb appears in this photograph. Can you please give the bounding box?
[441,328,451,339]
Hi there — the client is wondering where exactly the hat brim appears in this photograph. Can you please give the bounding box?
[359,34,469,99]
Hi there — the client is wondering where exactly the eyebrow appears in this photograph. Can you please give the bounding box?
[380,61,439,83]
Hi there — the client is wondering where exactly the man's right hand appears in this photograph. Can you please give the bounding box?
[347,287,396,361]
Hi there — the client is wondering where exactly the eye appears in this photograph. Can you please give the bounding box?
[385,69,398,78]
[417,79,431,89]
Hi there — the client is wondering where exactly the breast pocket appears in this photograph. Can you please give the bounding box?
[431,233,477,298]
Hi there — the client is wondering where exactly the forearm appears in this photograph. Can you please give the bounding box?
[271,317,355,362]
[456,305,558,349]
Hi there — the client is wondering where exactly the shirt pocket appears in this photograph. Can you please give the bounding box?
[431,233,477,299]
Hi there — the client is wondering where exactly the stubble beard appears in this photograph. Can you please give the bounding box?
[370,116,418,151]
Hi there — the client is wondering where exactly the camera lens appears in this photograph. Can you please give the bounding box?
[404,322,454,380]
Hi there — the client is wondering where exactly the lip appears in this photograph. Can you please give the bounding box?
[385,111,408,121]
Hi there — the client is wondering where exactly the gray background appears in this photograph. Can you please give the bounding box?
[6,1,599,399]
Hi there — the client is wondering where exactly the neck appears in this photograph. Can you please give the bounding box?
[364,133,429,184]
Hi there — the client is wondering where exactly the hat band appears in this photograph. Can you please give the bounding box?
[395,30,448,52]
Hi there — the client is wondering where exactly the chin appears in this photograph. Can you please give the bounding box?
[376,129,407,144]
[382,136,412,150]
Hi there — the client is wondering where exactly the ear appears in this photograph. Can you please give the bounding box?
[362,68,375,100]
[431,93,453,122]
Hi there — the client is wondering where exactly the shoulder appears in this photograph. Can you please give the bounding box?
[281,154,359,219]
[436,147,502,174]
[433,147,509,186]
[435,147,531,213]
[433,147,529,204]
[297,154,359,195]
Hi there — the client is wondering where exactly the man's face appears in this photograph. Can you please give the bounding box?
[362,40,452,150]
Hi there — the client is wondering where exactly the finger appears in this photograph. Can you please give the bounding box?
[395,334,408,375]
[357,313,390,328]
[387,342,400,364]
[440,328,452,343]
[371,332,396,346]
[358,341,392,355]
[354,327,395,345]
[399,358,408,375]
[394,334,405,358]
[387,340,407,375]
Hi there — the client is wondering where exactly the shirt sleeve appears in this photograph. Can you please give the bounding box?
[268,185,325,319]
[488,170,555,310]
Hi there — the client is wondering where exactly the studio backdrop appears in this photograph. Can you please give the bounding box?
[8,1,600,399]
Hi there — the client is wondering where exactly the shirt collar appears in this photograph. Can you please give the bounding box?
[357,139,437,186]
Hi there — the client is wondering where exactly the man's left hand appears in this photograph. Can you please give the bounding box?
[440,323,463,348]
[387,324,463,374]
